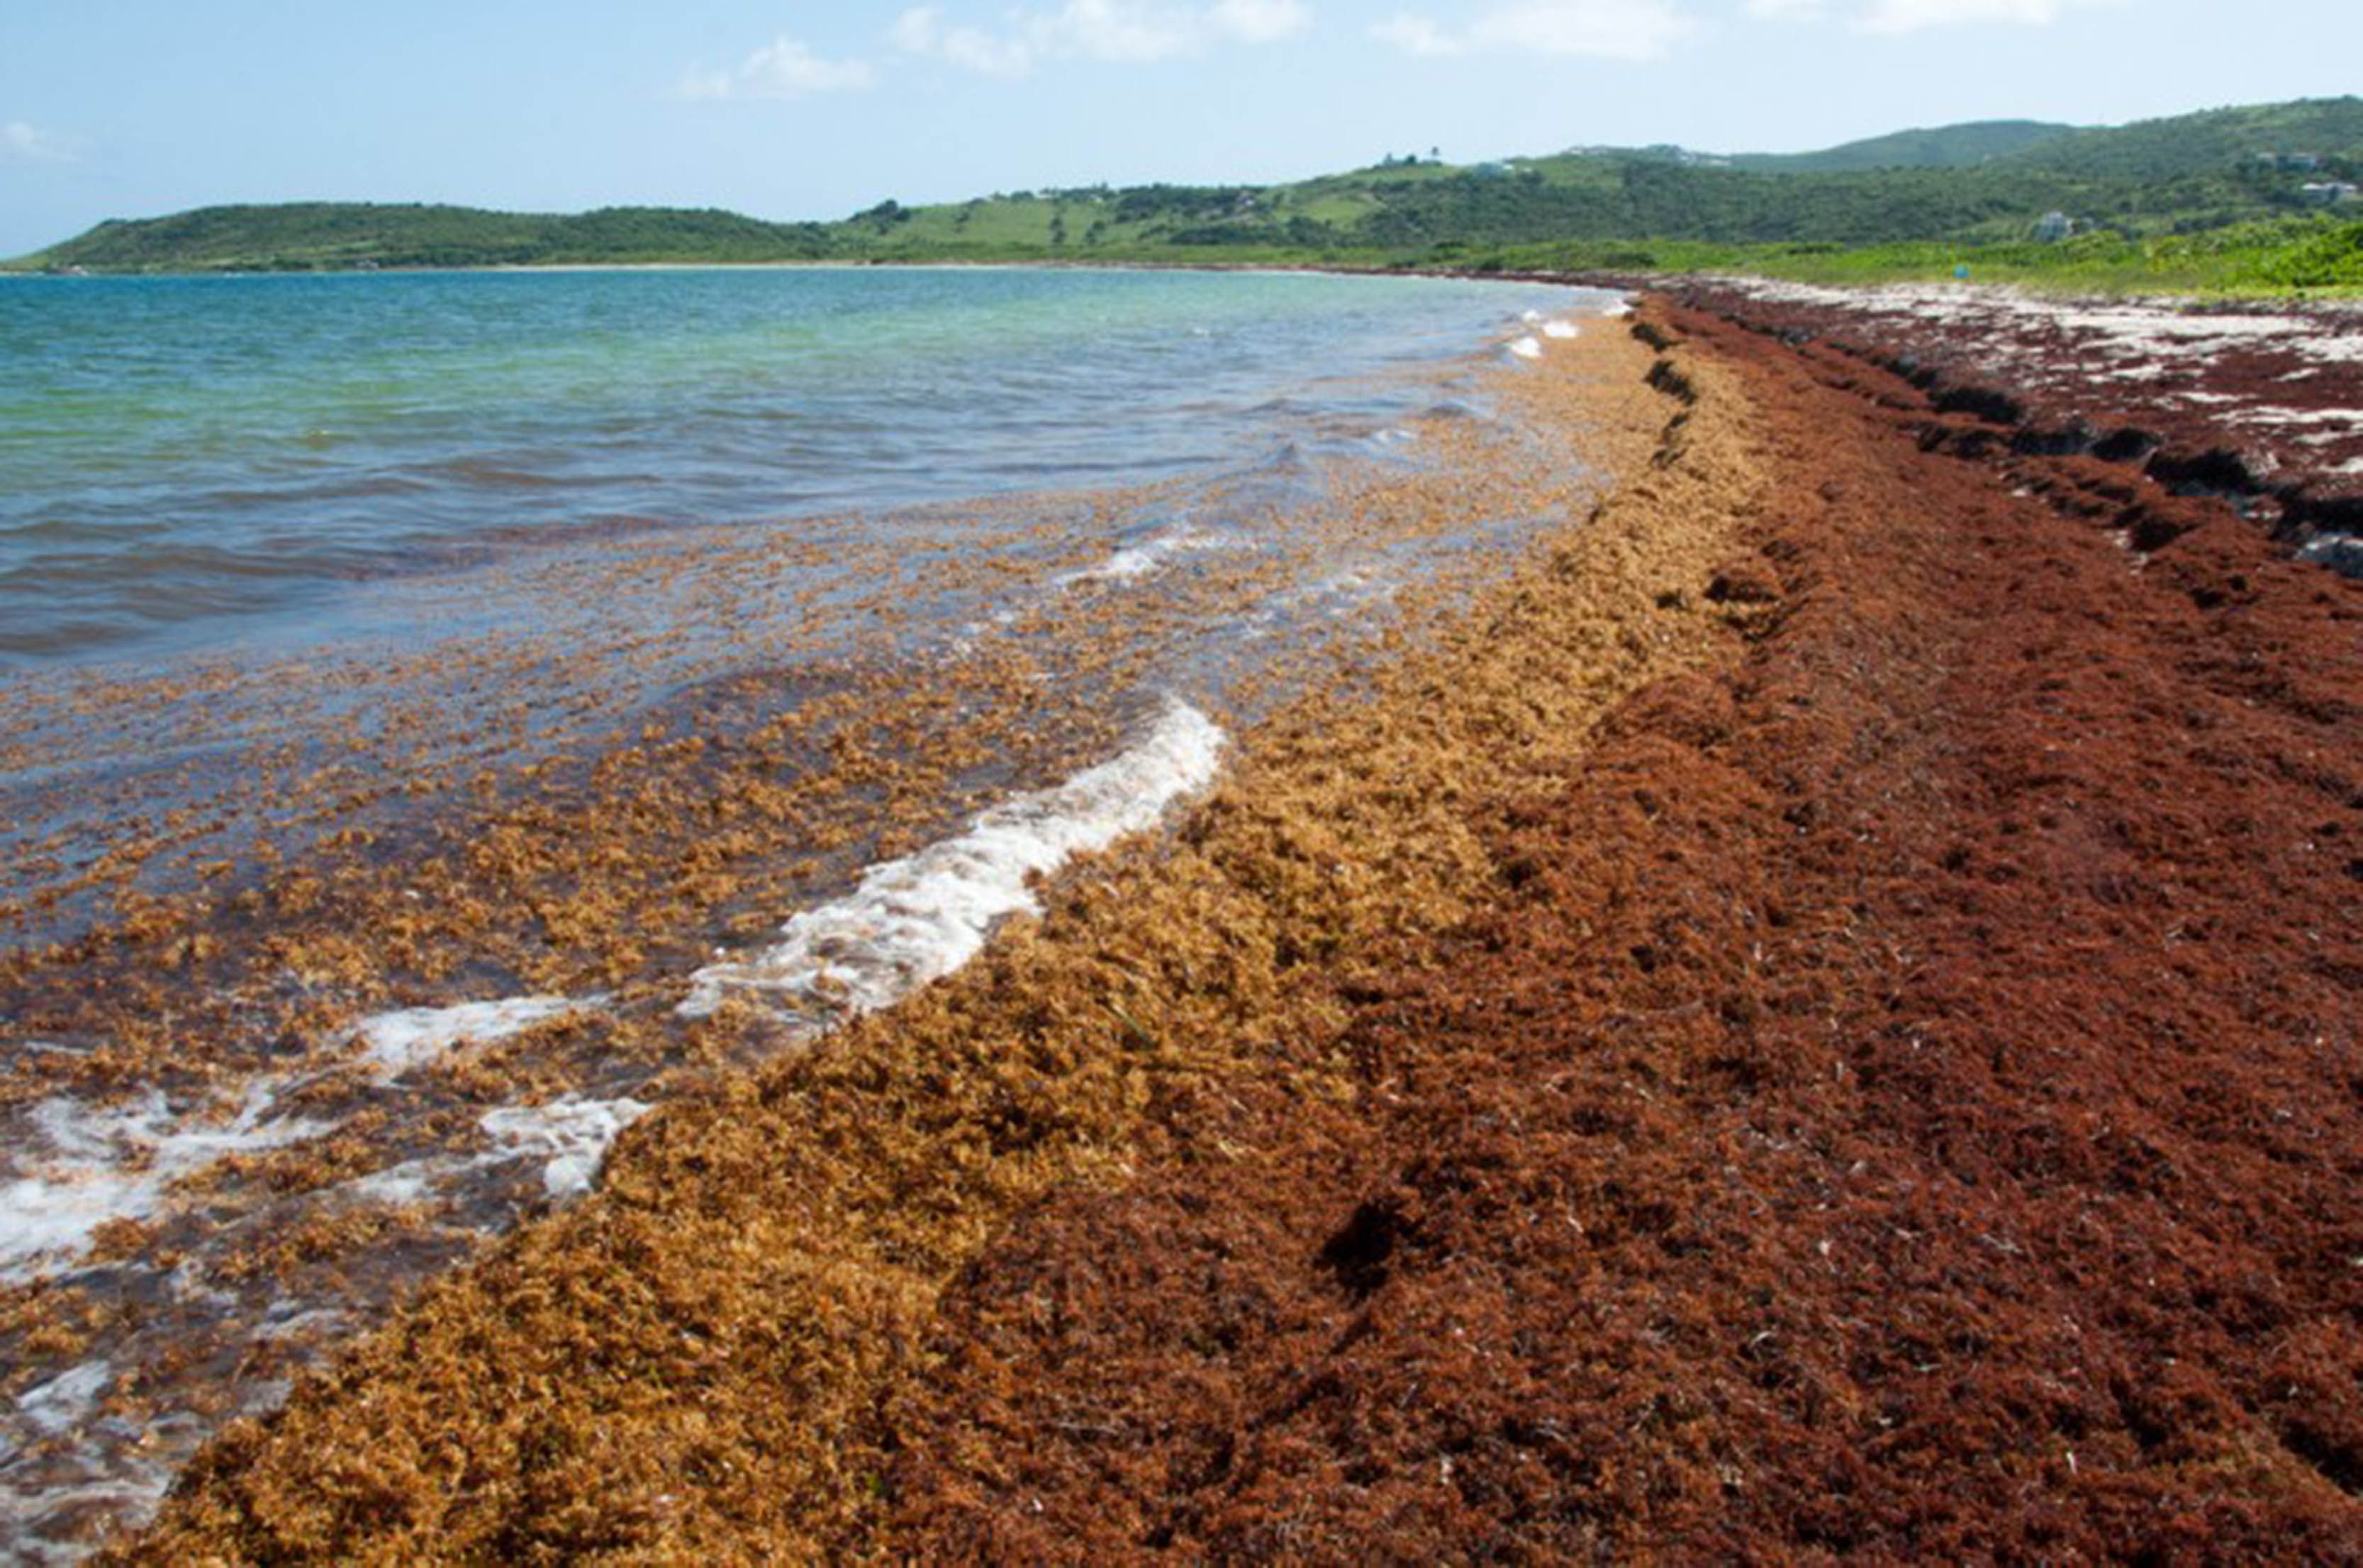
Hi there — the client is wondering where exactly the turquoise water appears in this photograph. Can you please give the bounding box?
[0,267,1577,664]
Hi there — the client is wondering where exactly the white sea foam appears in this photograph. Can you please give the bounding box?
[1256,564,1402,631]
[252,1304,351,1343]
[0,991,606,1275]
[1541,319,1581,340]
[679,702,1226,1023]
[16,1361,113,1436]
[1056,523,1228,588]
[333,1094,650,1214]
[0,1085,329,1282]
[478,1096,654,1201]
[2,1477,177,1567]
[342,711,1215,1214]
[3,1370,274,1562]
[1507,335,1544,361]
[337,1156,454,1209]
[350,995,594,1082]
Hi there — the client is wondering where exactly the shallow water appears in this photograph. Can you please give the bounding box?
[1,267,1579,666]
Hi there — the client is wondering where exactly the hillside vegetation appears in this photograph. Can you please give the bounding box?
[1726,118,2081,173]
[13,97,2362,292]
[19,203,838,273]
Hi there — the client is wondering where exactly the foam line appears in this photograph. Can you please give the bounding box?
[350,995,593,1082]
[1056,523,1225,588]
[478,1097,654,1201]
[0,1085,329,1282]
[680,702,1225,1023]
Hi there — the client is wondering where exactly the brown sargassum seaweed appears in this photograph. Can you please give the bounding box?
[128,291,2363,1562]
[123,316,1767,1557]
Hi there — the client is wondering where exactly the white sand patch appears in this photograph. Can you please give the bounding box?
[1761,279,2357,363]
[2223,407,2357,427]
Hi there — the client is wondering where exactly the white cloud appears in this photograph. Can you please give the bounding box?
[891,0,1310,76]
[678,35,877,100]
[1,121,78,164]
[1373,1,1696,61]
[892,7,1036,74]
[1372,13,1463,52]
[1855,0,2118,29]
[1209,0,1315,42]
[1745,0,1827,18]
[1038,0,1203,61]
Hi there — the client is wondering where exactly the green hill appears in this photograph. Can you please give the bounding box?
[1728,119,2081,173]
[13,97,2361,281]
[23,202,838,272]
[2007,96,2363,181]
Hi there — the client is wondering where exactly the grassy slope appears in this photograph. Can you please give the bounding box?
[1471,218,2363,296]
[1726,119,2081,173]
[2011,96,2363,180]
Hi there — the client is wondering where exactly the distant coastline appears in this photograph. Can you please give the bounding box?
[11,97,2359,295]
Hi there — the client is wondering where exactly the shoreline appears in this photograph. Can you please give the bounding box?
[847,298,2363,1558]
[0,266,1593,679]
[115,290,2363,1558]
[14,252,2363,309]
[101,298,1705,1561]
[0,285,1636,1555]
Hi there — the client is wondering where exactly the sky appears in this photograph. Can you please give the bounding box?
[4,0,2359,256]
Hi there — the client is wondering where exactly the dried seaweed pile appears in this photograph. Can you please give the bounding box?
[855,308,2363,1559]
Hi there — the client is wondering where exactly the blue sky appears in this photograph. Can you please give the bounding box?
[4,0,2358,255]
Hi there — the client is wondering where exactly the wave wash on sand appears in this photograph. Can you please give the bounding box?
[678,702,1225,1024]
[1,698,1234,1559]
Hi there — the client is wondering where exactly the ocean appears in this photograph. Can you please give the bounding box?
[0,264,1621,1557]
[3,266,1583,664]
